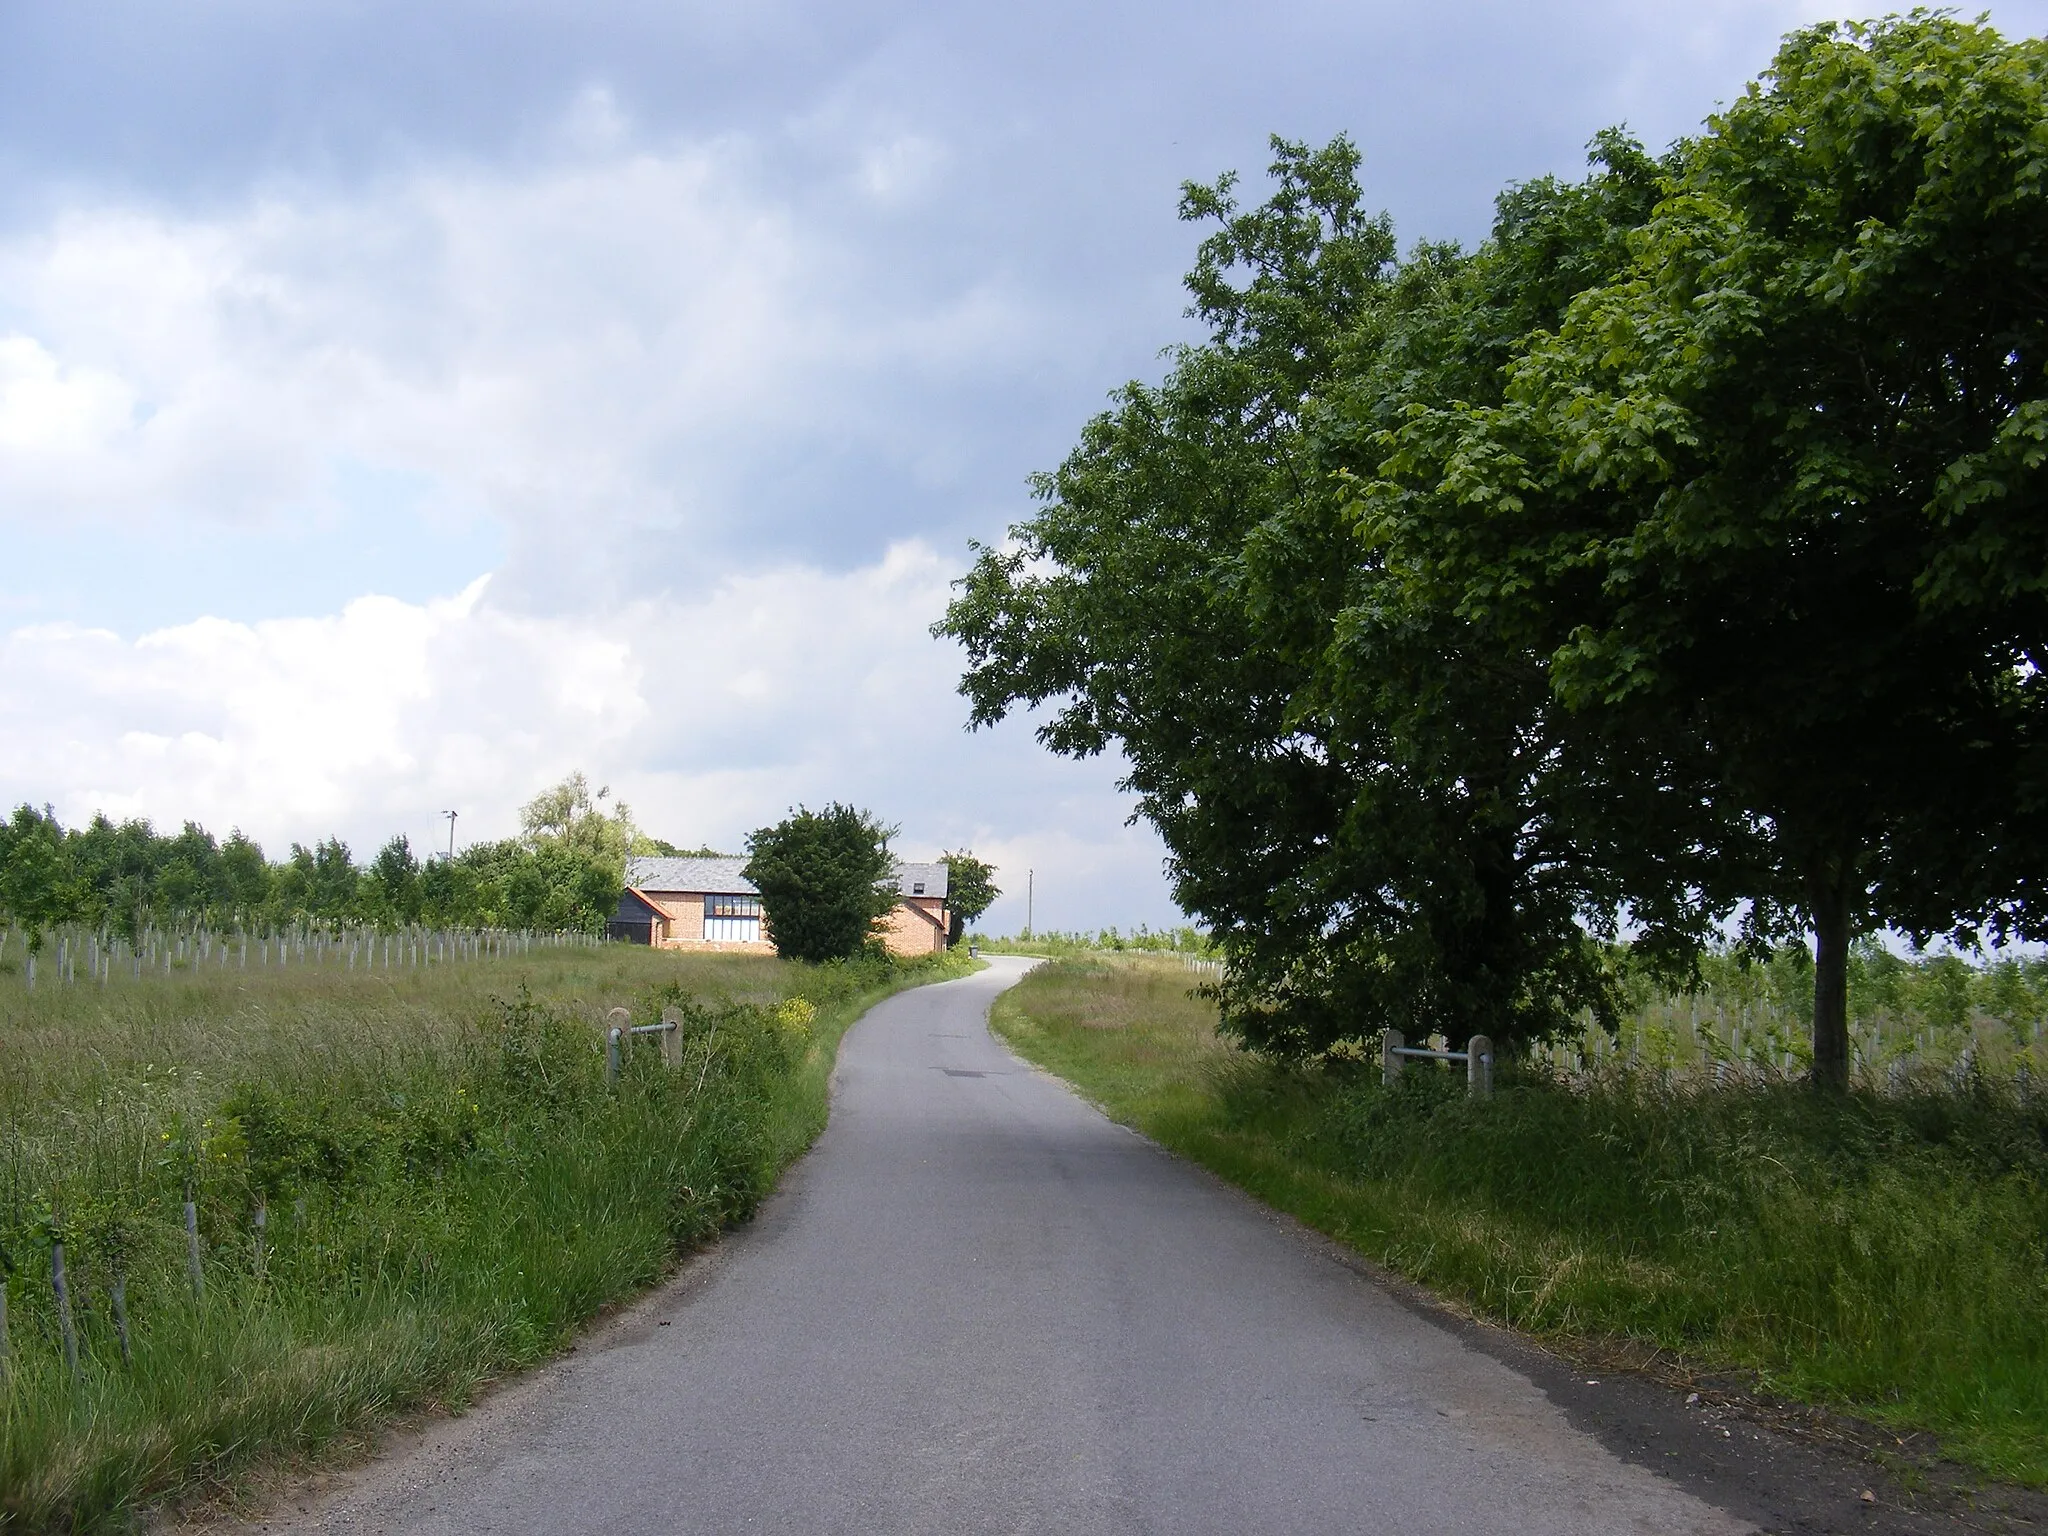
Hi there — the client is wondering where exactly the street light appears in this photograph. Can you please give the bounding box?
[443,810,459,859]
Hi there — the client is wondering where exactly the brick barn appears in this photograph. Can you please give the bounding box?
[608,856,951,957]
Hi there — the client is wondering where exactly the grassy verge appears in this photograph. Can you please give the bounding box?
[992,955,2048,1486]
[0,943,974,1530]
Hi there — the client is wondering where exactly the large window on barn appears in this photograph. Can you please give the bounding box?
[703,893,762,943]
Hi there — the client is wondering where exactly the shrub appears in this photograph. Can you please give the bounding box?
[743,804,898,963]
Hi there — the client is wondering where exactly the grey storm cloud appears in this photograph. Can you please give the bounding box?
[2,0,1931,584]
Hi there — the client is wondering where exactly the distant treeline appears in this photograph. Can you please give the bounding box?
[0,774,651,942]
[978,925,1214,956]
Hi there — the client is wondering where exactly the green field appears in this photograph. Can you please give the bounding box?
[0,940,972,1530]
[992,955,2048,1487]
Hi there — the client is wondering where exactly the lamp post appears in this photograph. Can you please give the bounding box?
[443,810,458,859]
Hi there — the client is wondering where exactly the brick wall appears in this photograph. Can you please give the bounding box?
[635,890,945,958]
[648,892,702,944]
[639,891,775,954]
[880,897,949,957]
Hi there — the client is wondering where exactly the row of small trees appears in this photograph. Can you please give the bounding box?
[943,16,2048,1088]
[0,775,645,951]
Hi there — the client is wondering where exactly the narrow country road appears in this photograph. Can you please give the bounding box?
[250,957,1749,1535]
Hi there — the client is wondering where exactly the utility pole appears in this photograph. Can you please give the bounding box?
[1027,868,1034,937]
[443,810,458,860]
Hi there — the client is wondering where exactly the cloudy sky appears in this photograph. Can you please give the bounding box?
[4,0,2044,934]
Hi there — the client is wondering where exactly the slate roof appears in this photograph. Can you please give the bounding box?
[625,856,757,894]
[626,855,949,900]
[893,861,948,899]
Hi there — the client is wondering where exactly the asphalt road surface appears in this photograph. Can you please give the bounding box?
[252,957,1750,1535]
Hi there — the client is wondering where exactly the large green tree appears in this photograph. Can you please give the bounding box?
[942,138,1725,1056]
[1364,16,2048,1087]
[744,804,899,963]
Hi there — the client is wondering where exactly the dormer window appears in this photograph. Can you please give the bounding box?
[913,882,925,895]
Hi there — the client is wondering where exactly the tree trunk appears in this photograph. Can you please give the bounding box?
[1808,870,1851,1094]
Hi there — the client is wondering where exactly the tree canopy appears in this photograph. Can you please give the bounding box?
[943,135,1700,1057]
[743,804,899,963]
[940,851,1000,946]
[941,15,2048,1085]
[519,771,667,861]
[1361,14,2048,1085]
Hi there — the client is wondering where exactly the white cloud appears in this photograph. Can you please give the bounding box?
[0,335,135,455]
[0,576,638,842]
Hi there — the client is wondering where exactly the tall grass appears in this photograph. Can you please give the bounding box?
[992,955,2048,1487]
[0,943,971,1530]
[1525,941,2048,1089]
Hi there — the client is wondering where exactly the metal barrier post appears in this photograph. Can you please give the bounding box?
[1467,1034,1494,1097]
[605,1005,631,1086]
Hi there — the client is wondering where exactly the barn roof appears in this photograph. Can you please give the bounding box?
[626,856,756,894]
[626,855,950,900]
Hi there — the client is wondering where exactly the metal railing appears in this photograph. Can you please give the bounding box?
[1381,1029,1494,1097]
[605,1005,684,1082]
